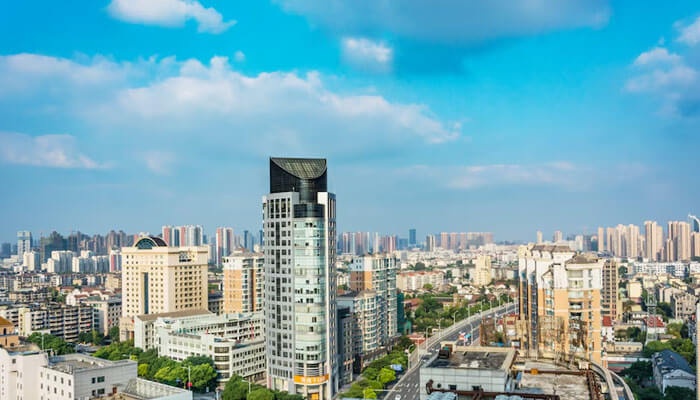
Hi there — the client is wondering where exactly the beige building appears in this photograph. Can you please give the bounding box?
[119,236,208,340]
[518,245,603,363]
[222,249,264,314]
[472,255,492,286]
[601,260,622,321]
[667,221,692,261]
[691,232,700,260]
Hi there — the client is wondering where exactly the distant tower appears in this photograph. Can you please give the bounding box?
[536,231,543,244]
[689,214,700,233]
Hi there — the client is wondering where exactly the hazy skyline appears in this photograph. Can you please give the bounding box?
[1,1,700,243]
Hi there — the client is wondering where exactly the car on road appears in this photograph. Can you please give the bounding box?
[395,395,401,400]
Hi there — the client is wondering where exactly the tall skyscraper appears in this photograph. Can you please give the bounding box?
[536,231,543,244]
[263,157,338,399]
[668,221,691,261]
[16,231,32,257]
[597,227,604,252]
[601,260,621,321]
[348,254,398,342]
[408,229,416,247]
[119,236,208,340]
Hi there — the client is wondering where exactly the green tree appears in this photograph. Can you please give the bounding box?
[138,363,149,377]
[222,376,252,400]
[378,367,396,385]
[108,326,120,342]
[620,361,653,386]
[92,330,104,345]
[26,333,74,355]
[78,332,92,343]
[663,387,695,400]
[363,388,377,399]
[423,283,433,291]
[190,363,218,392]
[248,389,274,400]
[362,367,379,381]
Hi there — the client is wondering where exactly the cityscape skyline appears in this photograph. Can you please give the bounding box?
[3,2,700,244]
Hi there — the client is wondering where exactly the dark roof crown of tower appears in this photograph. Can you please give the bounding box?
[270,157,327,179]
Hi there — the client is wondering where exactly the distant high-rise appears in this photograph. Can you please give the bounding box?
[689,214,700,233]
[408,229,416,247]
[536,231,543,244]
[425,235,436,252]
[17,231,32,257]
[553,230,563,243]
[216,227,234,266]
[644,221,663,261]
[263,157,338,399]
[597,227,605,252]
[668,221,691,261]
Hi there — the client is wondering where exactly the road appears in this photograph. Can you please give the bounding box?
[386,302,518,400]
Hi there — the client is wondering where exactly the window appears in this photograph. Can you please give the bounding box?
[97,376,105,383]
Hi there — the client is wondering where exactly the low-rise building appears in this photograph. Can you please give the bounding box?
[85,297,122,336]
[397,271,444,291]
[134,310,265,383]
[652,349,695,393]
[0,316,19,348]
[671,292,696,321]
[42,354,137,399]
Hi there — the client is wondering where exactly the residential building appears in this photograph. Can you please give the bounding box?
[17,231,32,258]
[22,250,40,271]
[652,349,695,393]
[134,310,265,382]
[119,236,208,340]
[263,157,338,399]
[0,317,18,348]
[348,254,398,340]
[672,292,697,321]
[216,227,235,267]
[667,221,692,261]
[472,255,492,286]
[536,231,543,244]
[518,245,603,363]
[337,291,384,370]
[409,229,417,247]
[16,303,93,341]
[397,271,444,291]
[336,307,354,385]
[223,249,264,314]
[425,235,436,252]
[208,292,223,315]
[645,221,664,261]
[601,260,622,321]
[85,297,122,336]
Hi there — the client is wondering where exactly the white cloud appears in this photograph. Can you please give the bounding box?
[625,65,697,93]
[143,151,175,175]
[275,0,610,44]
[107,0,235,34]
[633,47,682,66]
[234,51,245,62]
[402,162,582,190]
[341,37,393,72]
[678,16,700,46]
[0,131,102,169]
[0,53,460,159]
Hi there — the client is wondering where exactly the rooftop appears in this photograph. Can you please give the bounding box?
[48,354,135,374]
[270,157,326,179]
[425,347,515,371]
[653,349,693,375]
[136,309,211,322]
[105,378,191,400]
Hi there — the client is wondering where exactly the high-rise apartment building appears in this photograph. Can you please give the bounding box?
[119,236,208,340]
[645,221,664,261]
[349,254,398,341]
[553,230,563,243]
[518,245,603,363]
[216,227,235,267]
[425,235,436,252]
[692,232,700,260]
[223,249,264,313]
[472,255,492,286]
[16,231,32,257]
[668,221,691,261]
[601,260,622,321]
[597,227,605,252]
[537,231,543,244]
[263,157,338,399]
[440,232,449,249]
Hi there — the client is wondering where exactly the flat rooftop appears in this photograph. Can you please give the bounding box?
[517,362,594,400]
[48,354,134,374]
[427,350,508,370]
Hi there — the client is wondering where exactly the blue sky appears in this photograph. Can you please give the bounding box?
[1,0,700,243]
